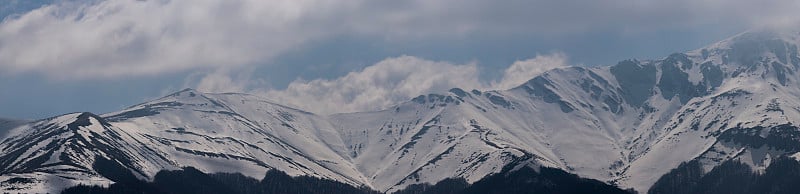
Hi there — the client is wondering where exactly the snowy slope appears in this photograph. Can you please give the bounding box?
[331,90,563,192]
[0,112,175,193]
[330,28,800,192]
[2,28,800,193]
[621,29,800,191]
[330,66,669,192]
[0,90,371,192]
[103,89,369,186]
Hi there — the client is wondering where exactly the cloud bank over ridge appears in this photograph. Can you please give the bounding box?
[231,53,568,114]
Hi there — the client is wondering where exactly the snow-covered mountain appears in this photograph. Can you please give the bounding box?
[0,112,175,193]
[104,89,368,185]
[2,28,800,193]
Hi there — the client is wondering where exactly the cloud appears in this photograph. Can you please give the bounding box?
[492,53,568,90]
[0,0,343,79]
[262,56,483,114]
[258,53,567,114]
[1,0,799,80]
[189,67,265,94]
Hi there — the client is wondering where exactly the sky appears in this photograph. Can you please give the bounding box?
[1,0,799,119]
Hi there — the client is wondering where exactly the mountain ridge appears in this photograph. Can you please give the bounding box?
[3,28,800,193]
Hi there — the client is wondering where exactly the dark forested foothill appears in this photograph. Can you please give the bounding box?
[62,163,632,194]
[649,157,800,194]
[62,167,378,194]
[392,166,631,194]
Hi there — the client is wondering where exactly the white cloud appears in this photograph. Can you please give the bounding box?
[492,53,568,90]
[262,56,483,114]
[258,53,567,114]
[0,0,344,79]
[1,0,799,80]
[189,68,264,94]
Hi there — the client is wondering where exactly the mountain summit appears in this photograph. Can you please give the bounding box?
[3,29,800,193]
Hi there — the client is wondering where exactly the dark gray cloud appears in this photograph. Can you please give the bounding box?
[1,0,799,117]
[1,0,797,79]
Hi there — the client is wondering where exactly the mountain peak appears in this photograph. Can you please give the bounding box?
[708,27,800,49]
[168,88,202,98]
[67,112,110,129]
[690,27,800,68]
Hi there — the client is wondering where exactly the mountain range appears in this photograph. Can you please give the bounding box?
[3,28,800,193]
